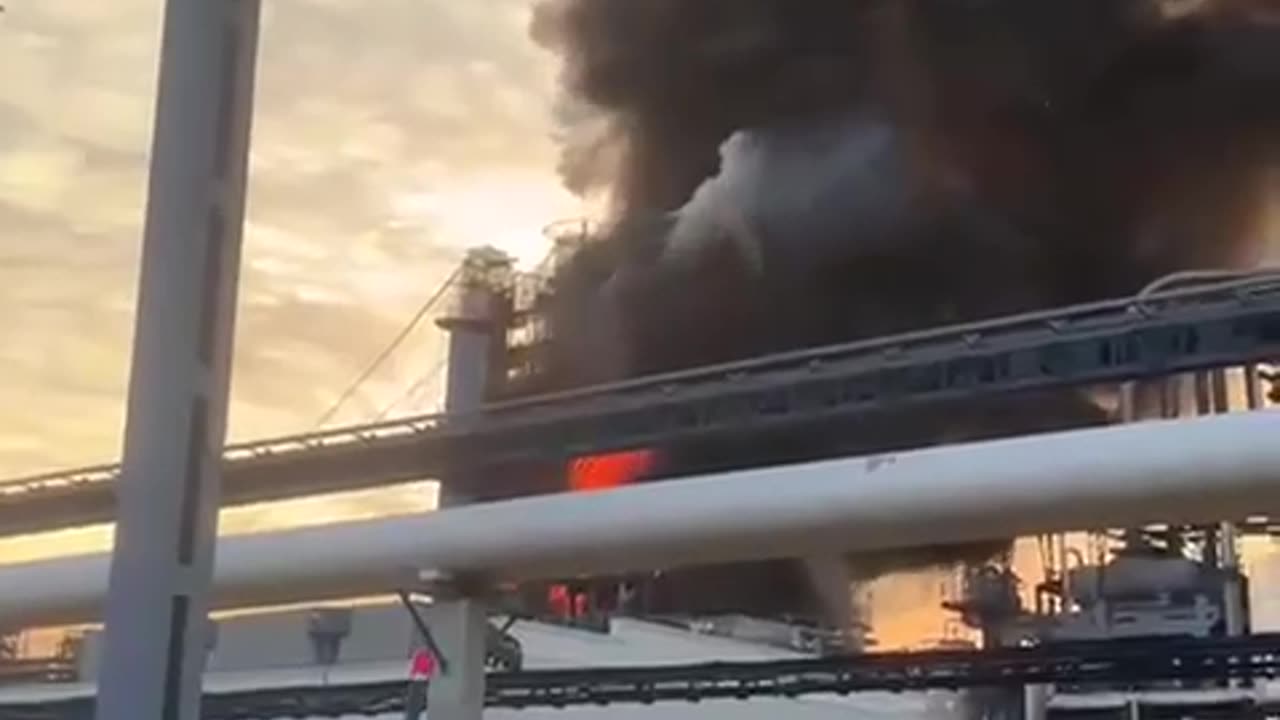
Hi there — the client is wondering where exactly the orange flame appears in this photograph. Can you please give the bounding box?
[568,449,657,492]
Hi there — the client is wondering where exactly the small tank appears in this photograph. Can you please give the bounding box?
[1066,555,1203,605]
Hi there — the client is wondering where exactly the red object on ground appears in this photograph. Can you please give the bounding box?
[548,583,571,618]
[409,648,437,680]
[568,449,657,492]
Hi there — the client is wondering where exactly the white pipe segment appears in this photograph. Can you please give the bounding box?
[2,409,1278,629]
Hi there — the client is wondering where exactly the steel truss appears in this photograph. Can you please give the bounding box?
[2,278,1278,536]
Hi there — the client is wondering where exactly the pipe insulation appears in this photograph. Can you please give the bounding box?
[2,410,1278,629]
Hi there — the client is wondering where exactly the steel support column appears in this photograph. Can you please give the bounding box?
[94,2,260,719]
[1223,366,1269,640]
[1023,684,1049,720]
[425,595,488,720]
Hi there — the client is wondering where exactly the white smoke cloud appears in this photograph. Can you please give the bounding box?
[663,113,912,273]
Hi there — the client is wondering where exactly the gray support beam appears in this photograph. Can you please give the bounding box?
[1210,369,1244,638]
[425,596,488,720]
[94,2,260,719]
[1023,684,1049,720]
[1245,364,1264,410]
[1221,365,1268,640]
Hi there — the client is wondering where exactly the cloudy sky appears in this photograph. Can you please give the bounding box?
[0,0,593,559]
[0,0,579,475]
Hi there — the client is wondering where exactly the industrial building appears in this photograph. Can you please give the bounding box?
[1,244,1278,719]
[2,2,1279,718]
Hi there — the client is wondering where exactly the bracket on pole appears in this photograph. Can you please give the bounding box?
[397,568,494,676]
[400,569,490,720]
[397,589,450,676]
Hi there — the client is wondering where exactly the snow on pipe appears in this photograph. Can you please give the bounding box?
[1,409,1278,629]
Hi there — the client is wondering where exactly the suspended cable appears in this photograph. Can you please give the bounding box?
[370,243,563,425]
[367,243,565,425]
[314,266,462,428]
[373,356,448,422]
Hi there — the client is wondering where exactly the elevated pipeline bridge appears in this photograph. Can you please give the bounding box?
[3,633,1280,719]
[2,277,1278,537]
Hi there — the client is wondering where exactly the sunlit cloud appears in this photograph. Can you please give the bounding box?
[0,0,583,559]
[392,171,582,267]
[0,0,578,484]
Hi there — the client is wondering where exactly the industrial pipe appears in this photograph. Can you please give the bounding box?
[2,410,1278,629]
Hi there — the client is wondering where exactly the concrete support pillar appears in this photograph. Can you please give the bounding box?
[1161,375,1184,419]
[803,555,862,651]
[1023,684,1049,720]
[94,2,260,719]
[1211,369,1244,638]
[1222,535,1245,636]
[1245,364,1264,410]
[1216,364,1266,639]
[425,596,488,720]
[1118,381,1135,421]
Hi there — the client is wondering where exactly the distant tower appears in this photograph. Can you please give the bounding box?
[434,247,512,507]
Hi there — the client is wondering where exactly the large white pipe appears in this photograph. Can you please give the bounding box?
[2,410,1278,629]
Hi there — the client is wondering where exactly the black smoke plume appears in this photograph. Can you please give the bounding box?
[523,1,1280,624]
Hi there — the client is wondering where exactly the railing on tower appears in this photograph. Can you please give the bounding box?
[499,218,600,399]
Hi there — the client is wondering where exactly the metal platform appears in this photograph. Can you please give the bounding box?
[3,633,1280,719]
[2,277,1277,536]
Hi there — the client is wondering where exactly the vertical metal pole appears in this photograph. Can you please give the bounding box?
[1023,684,1049,720]
[1209,369,1230,416]
[1161,376,1182,419]
[1244,364,1263,410]
[425,595,488,720]
[803,555,859,651]
[95,2,259,719]
[1208,369,1244,638]
[1118,381,1136,422]
[1220,367,1266,640]
[1193,372,1212,416]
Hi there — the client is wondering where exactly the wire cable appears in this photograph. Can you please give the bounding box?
[313,266,462,428]
[325,240,565,425]
[372,356,448,422]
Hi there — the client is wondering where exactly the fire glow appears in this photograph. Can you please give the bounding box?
[568,449,657,492]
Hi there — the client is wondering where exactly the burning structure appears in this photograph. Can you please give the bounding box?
[530,0,1276,380]
[479,1,1280,630]
[520,0,1277,467]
